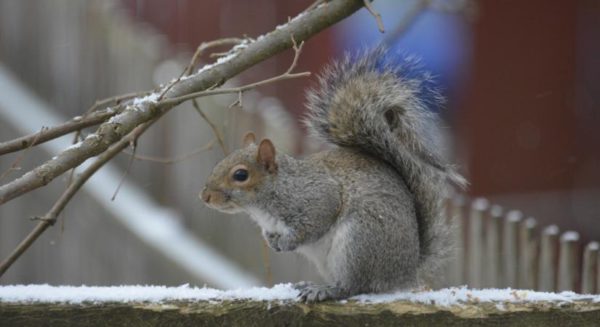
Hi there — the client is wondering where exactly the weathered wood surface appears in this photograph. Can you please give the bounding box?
[2,300,600,327]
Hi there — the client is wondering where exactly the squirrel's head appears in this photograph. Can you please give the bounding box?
[201,132,278,213]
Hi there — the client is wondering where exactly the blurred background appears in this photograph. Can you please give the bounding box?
[0,0,598,290]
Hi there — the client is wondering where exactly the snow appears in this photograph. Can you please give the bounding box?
[63,134,100,152]
[544,224,560,235]
[1,284,599,306]
[506,210,523,222]
[524,217,537,228]
[471,198,488,211]
[194,50,241,76]
[84,134,100,142]
[0,284,299,304]
[64,141,83,151]
[178,39,251,83]
[352,287,600,306]
[489,204,503,217]
[132,92,159,106]
[275,11,307,31]
[561,231,580,242]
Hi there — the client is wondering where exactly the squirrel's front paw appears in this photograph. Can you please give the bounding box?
[263,231,283,251]
[262,230,299,252]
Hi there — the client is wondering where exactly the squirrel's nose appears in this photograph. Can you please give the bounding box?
[201,187,211,203]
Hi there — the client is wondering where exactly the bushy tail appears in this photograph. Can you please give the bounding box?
[304,48,466,284]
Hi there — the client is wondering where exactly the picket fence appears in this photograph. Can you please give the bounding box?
[446,196,599,294]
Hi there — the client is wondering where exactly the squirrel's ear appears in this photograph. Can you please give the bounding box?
[242,131,256,147]
[257,139,277,173]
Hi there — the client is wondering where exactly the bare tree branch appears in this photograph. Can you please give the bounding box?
[126,139,215,164]
[363,0,385,33]
[0,0,362,206]
[0,117,158,276]
[192,100,228,156]
[0,127,47,181]
[161,39,310,108]
[187,38,246,75]
[0,92,145,156]
[0,108,117,156]
[110,140,137,201]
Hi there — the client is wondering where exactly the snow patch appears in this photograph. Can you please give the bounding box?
[352,287,600,306]
[561,231,580,242]
[275,10,308,31]
[506,210,523,222]
[471,198,489,211]
[1,285,599,305]
[64,141,83,151]
[0,284,299,304]
[588,241,600,251]
[132,92,159,106]
[195,51,239,76]
[544,224,560,235]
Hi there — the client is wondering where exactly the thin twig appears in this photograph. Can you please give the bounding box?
[228,91,243,108]
[192,100,228,155]
[0,117,159,277]
[363,0,385,33]
[111,140,137,201]
[160,38,310,108]
[125,139,215,164]
[0,109,115,156]
[0,92,145,156]
[156,38,246,102]
[160,36,308,157]
[186,38,245,76]
[0,127,47,181]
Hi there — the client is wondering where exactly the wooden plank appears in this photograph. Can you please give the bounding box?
[503,210,522,288]
[468,198,488,288]
[558,231,580,292]
[519,217,538,289]
[538,225,560,291]
[2,298,600,326]
[485,205,503,288]
[581,241,599,294]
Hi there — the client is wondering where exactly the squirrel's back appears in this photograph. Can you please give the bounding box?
[304,48,465,283]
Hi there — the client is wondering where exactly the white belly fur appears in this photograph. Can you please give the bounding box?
[246,207,290,234]
[296,222,349,283]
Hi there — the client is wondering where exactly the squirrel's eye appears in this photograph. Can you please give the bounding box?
[232,169,249,182]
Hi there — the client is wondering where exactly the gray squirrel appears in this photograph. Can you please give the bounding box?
[201,48,466,302]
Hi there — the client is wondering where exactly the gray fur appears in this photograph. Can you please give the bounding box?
[202,48,465,302]
[304,48,465,287]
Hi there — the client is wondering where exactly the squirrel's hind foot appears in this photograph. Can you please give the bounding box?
[296,283,347,303]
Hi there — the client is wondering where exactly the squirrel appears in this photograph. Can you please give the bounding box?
[201,48,466,302]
